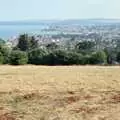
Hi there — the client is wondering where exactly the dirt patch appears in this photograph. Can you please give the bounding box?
[0,113,15,120]
[70,105,103,114]
[0,109,16,120]
[109,94,120,103]
[65,96,80,104]
[21,92,40,100]
[67,91,75,95]
[14,92,44,102]
[65,94,95,104]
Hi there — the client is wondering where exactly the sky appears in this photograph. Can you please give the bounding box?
[0,0,119,21]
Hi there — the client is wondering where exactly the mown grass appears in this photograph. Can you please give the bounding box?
[0,65,120,120]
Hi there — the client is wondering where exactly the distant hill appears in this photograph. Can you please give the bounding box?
[0,19,120,26]
[0,20,60,25]
[55,19,120,25]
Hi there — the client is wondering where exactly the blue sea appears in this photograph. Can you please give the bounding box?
[0,25,48,40]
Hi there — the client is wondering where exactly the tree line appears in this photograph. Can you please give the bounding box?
[0,34,120,65]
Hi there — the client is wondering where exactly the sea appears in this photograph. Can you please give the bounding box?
[0,24,49,40]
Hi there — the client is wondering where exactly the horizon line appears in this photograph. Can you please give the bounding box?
[1,18,120,22]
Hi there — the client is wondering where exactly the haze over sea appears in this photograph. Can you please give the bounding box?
[0,24,48,40]
[1,19,120,40]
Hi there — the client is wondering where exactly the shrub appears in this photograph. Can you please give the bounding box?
[117,52,120,63]
[82,55,91,65]
[75,41,95,54]
[28,48,48,65]
[16,34,39,51]
[9,50,28,65]
[67,52,83,65]
[0,52,4,64]
[0,46,11,64]
[45,50,83,65]
[46,42,59,51]
[45,50,69,65]
[89,51,107,64]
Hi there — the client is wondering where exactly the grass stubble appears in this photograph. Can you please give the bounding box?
[0,65,120,120]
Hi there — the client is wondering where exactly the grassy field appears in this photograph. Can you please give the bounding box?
[0,66,120,120]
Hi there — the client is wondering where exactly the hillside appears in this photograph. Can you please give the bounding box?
[0,66,120,120]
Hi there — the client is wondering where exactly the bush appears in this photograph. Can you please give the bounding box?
[28,48,48,65]
[67,52,83,65]
[117,52,120,63]
[0,52,4,64]
[104,48,117,64]
[82,55,91,65]
[45,50,69,65]
[89,51,107,65]
[9,51,28,65]
[75,41,95,54]
[0,45,11,64]
[45,50,83,65]
[46,42,59,51]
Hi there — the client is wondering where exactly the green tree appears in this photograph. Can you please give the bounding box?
[49,50,69,65]
[28,48,48,65]
[17,34,31,51]
[116,52,120,63]
[82,55,91,65]
[45,50,83,65]
[9,51,28,65]
[0,52,4,64]
[67,52,83,65]
[46,42,59,51]
[89,51,107,64]
[104,48,117,64]
[44,50,68,65]
[76,41,95,54]
[16,34,39,51]
[29,36,39,49]
[0,45,10,64]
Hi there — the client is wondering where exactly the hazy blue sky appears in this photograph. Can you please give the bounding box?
[0,0,119,21]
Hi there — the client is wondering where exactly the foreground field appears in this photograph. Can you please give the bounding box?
[0,66,120,120]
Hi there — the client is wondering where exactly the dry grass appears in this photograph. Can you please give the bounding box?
[0,65,120,120]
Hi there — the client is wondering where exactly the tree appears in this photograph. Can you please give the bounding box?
[89,51,107,64]
[76,41,95,54]
[50,50,69,65]
[116,52,120,63]
[82,55,91,65]
[28,48,48,65]
[104,48,117,64]
[16,34,39,51]
[9,51,28,65]
[46,42,59,51]
[0,52,4,64]
[17,34,31,51]
[67,52,83,65]
[43,50,68,65]
[45,50,83,65]
[29,36,39,49]
[0,45,10,64]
